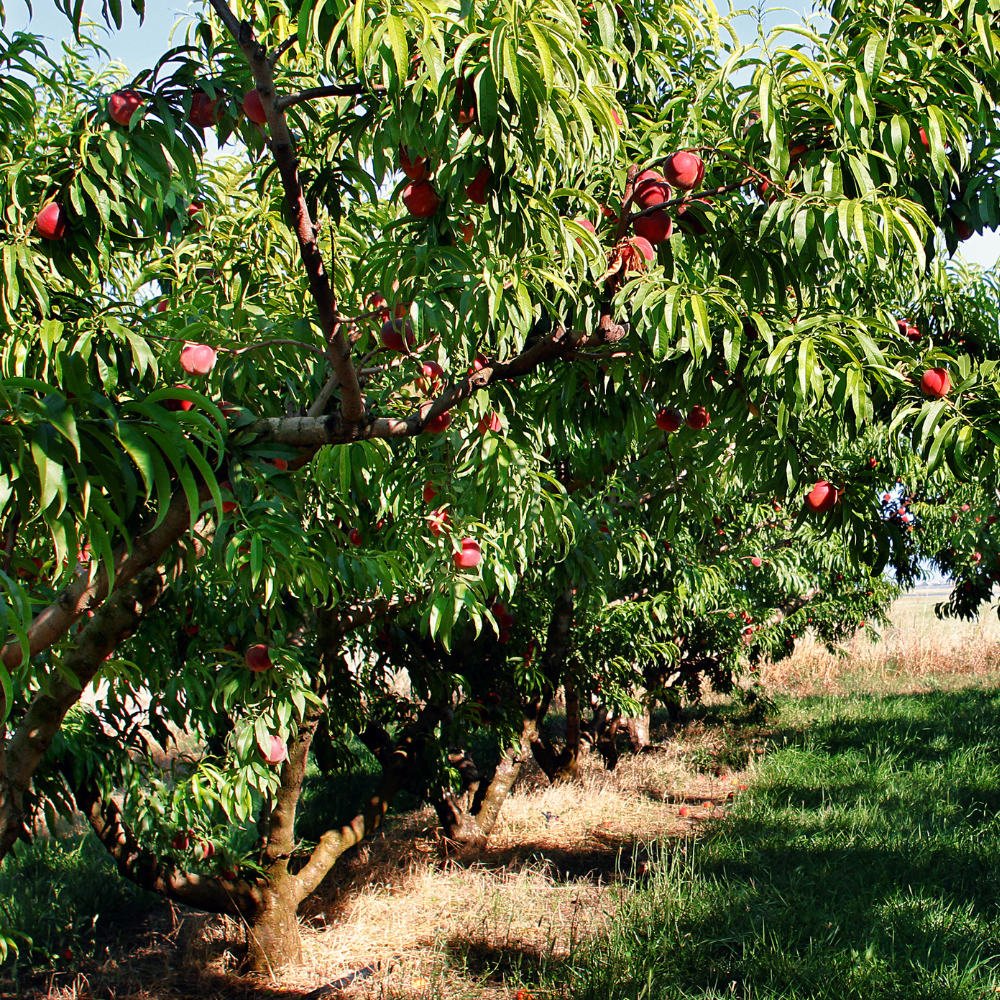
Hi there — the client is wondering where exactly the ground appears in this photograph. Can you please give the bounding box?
[8,589,1000,1000]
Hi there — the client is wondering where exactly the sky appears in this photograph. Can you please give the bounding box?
[6,0,999,270]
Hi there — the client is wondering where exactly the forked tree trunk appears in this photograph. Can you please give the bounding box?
[244,864,304,971]
[433,715,537,854]
[67,689,441,973]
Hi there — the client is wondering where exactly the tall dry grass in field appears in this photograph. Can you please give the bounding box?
[760,587,1000,696]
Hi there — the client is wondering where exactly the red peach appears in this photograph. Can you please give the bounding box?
[180,343,217,376]
[685,405,710,430]
[454,537,482,569]
[662,151,705,190]
[243,89,267,124]
[804,481,838,514]
[920,368,951,398]
[245,644,273,672]
[36,202,68,240]
[109,89,142,126]
[402,179,440,217]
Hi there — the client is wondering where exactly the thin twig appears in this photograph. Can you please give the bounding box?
[232,339,329,360]
[627,178,757,222]
[269,35,297,66]
[306,373,339,418]
[138,331,330,361]
[275,83,384,111]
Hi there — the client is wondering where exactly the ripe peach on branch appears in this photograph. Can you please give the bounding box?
[243,89,267,125]
[920,368,951,398]
[402,180,440,217]
[398,145,429,181]
[662,151,705,190]
[109,89,142,126]
[36,202,68,240]
[804,480,838,514]
[180,343,218,376]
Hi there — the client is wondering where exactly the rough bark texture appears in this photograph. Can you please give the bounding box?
[621,714,651,753]
[434,714,537,857]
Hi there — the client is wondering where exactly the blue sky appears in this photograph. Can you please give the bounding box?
[6,0,999,268]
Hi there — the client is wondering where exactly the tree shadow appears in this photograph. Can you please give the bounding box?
[569,685,1000,1000]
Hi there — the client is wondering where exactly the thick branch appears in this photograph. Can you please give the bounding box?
[293,707,441,899]
[1,483,209,674]
[210,1,365,426]
[61,757,257,917]
[275,84,374,111]
[0,568,164,856]
[243,320,618,448]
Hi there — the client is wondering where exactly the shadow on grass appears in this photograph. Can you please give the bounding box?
[563,684,1000,1000]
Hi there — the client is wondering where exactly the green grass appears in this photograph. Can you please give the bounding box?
[560,685,1000,1000]
[0,833,163,972]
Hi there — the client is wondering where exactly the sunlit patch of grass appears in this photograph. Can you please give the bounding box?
[559,685,1000,999]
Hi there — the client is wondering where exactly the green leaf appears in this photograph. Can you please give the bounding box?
[385,13,408,85]
[31,426,67,512]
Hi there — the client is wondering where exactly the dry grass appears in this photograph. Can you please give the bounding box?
[760,587,1000,698]
[22,725,755,1000]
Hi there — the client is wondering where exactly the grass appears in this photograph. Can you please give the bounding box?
[561,686,1000,999]
[0,833,163,975]
[10,588,1000,998]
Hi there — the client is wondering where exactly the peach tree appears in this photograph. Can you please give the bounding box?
[2,0,1000,973]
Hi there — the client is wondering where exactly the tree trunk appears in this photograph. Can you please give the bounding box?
[596,716,621,770]
[0,480,212,861]
[1,568,164,856]
[621,712,650,753]
[244,864,304,972]
[66,702,439,974]
[526,589,579,782]
[433,715,536,856]
[549,682,581,783]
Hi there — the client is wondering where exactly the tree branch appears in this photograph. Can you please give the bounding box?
[293,706,442,899]
[1,482,210,674]
[626,177,756,222]
[209,1,366,428]
[275,83,378,111]
[269,35,297,66]
[0,568,165,856]
[242,319,620,448]
[59,755,256,917]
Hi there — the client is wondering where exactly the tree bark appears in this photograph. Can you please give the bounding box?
[621,713,651,753]
[549,682,581,783]
[434,715,536,856]
[524,588,580,782]
[65,700,441,973]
